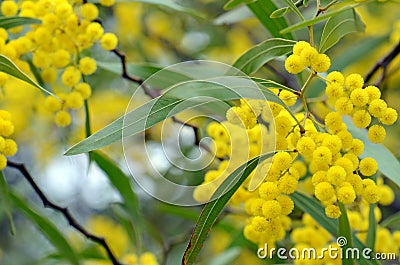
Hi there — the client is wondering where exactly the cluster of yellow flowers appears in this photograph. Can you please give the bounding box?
[291,213,340,265]
[0,0,118,127]
[196,40,398,250]
[0,110,18,170]
[284,41,331,74]
[325,71,397,144]
[195,98,302,248]
[291,195,400,265]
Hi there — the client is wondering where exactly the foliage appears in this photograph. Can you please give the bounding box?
[1,1,400,265]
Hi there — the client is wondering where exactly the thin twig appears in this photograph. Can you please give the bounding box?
[111,49,143,85]
[316,0,338,17]
[111,49,161,98]
[6,161,124,265]
[171,116,219,159]
[92,15,160,98]
[299,72,316,132]
[171,116,201,146]
[365,41,400,86]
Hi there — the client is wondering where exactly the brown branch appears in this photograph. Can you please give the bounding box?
[111,49,160,99]
[316,0,338,17]
[171,116,201,146]
[6,161,124,265]
[170,116,220,159]
[111,49,143,85]
[365,41,400,86]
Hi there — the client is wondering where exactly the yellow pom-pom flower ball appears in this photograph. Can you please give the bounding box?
[100,33,118,50]
[55,110,71,127]
[368,125,386,144]
[359,157,378,176]
[325,205,341,219]
[285,54,306,74]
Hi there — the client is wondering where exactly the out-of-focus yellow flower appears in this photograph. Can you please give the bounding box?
[87,215,129,258]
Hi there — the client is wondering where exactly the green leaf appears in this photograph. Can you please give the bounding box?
[159,204,200,222]
[65,97,182,155]
[270,0,308,18]
[280,5,358,34]
[130,0,196,14]
[199,247,241,265]
[338,203,354,265]
[0,16,41,29]
[0,172,16,235]
[319,8,365,53]
[251,77,298,93]
[182,151,276,265]
[381,212,400,229]
[93,0,202,16]
[232,38,296,75]
[159,204,235,232]
[247,0,294,40]
[214,5,253,25]
[270,7,290,18]
[344,117,400,188]
[96,61,193,89]
[331,36,386,70]
[283,0,304,20]
[44,245,105,263]
[224,0,256,10]
[92,153,144,249]
[91,152,141,222]
[290,192,338,235]
[366,203,376,250]
[9,191,80,265]
[227,229,258,250]
[65,78,289,155]
[0,55,56,97]
[97,61,161,77]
